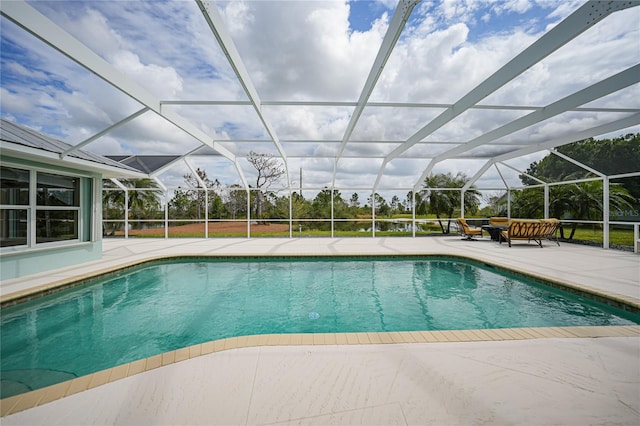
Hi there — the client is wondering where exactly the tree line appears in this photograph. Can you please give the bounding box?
[103,134,638,236]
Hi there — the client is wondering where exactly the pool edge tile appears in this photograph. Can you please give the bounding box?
[201,341,215,354]
[3,327,639,417]
[301,333,314,345]
[161,351,176,366]
[35,381,71,406]
[397,331,417,343]
[418,331,440,343]
[87,370,111,390]
[377,332,394,344]
[334,333,348,345]
[468,329,496,341]
[502,328,532,340]
[175,347,190,363]
[108,364,130,382]
[257,334,272,346]
[127,359,147,377]
[224,337,240,350]
[188,344,203,358]
[145,354,163,371]
[246,335,263,347]
[367,332,384,344]
[3,389,45,416]
[290,334,304,345]
[356,332,371,344]
[1,395,24,417]
[236,335,250,348]
[322,333,337,345]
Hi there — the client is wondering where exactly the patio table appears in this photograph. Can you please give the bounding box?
[482,225,508,241]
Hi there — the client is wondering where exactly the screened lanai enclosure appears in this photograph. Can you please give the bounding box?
[1,0,639,250]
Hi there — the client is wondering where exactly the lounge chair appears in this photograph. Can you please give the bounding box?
[500,218,560,247]
[456,218,483,240]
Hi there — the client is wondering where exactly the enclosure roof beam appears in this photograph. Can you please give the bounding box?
[498,161,547,185]
[411,65,640,191]
[195,0,290,190]
[462,161,497,192]
[416,111,640,193]
[491,113,640,167]
[109,178,127,191]
[0,0,248,187]
[609,171,640,180]
[60,108,149,159]
[494,164,510,189]
[150,146,207,178]
[153,177,167,192]
[163,99,640,114]
[184,158,208,189]
[550,149,606,177]
[377,0,638,193]
[456,113,640,193]
[332,0,420,187]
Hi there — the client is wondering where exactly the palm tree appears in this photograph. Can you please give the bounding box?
[102,179,161,233]
[419,172,480,233]
[512,188,545,218]
[551,180,634,239]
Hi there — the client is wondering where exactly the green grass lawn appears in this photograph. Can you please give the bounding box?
[559,225,635,247]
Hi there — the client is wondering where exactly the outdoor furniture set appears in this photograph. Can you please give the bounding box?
[456,217,560,247]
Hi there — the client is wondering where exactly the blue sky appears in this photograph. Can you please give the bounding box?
[348,0,393,32]
[1,0,638,193]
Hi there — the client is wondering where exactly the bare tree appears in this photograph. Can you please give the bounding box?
[246,151,286,222]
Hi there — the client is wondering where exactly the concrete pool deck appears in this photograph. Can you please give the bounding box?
[1,236,639,425]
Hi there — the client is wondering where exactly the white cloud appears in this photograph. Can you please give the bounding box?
[1,0,637,195]
[0,87,32,115]
[3,61,49,81]
[218,0,386,100]
[495,0,533,15]
[110,50,184,99]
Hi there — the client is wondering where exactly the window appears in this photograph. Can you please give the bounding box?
[1,166,87,249]
[0,167,29,247]
[36,172,80,243]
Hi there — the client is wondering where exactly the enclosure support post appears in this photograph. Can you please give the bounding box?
[372,192,376,238]
[93,178,101,243]
[204,189,209,239]
[289,191,293,239]
[246,189,251,238]
[603,177,610,249]
[124,188,128,239]
[544,185,549,219]
[164,191,169,239]
[412,191,416,238]
[331,188,335,238]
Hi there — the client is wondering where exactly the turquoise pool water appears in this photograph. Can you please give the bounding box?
[1,256,638,398]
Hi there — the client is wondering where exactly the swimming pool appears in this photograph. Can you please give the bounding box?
[1,256,639,399]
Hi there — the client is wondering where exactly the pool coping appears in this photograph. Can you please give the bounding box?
[2,252,640,417]
[2,326,640,417]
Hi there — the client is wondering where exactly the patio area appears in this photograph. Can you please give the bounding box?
[1,236,639,425]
